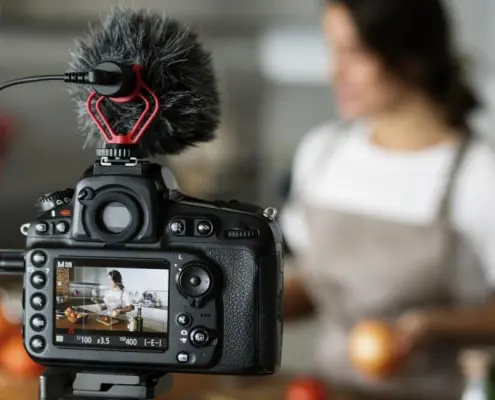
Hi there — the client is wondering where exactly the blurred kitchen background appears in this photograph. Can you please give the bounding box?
[0,0,494,381]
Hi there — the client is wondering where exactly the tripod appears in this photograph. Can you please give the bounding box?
[38,368,173,400]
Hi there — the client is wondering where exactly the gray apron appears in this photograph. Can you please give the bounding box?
[296,132,491,399]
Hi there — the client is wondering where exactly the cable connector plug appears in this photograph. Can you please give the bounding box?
[64,72,92,85]
[66,62,139,98]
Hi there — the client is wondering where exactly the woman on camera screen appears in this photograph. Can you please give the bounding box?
[101,270,133,320]
[282,0,495,398]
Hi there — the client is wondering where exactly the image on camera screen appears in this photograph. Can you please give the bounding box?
[53,261,169,350]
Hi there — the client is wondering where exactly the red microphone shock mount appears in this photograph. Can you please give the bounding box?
[85,62,160,156]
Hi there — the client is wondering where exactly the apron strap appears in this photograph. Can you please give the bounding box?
[438,138,471,220]
[437,138,492,307]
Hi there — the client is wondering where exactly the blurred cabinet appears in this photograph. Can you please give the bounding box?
[447,0,495,140]
[7,0,321,25]
[140,308,167,332]
[449,0,494,69]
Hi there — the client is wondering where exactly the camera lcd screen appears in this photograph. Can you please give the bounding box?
[53,258,169,351]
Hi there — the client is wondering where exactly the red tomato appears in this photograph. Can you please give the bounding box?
[0,335,44,377]
[285,378,327,400]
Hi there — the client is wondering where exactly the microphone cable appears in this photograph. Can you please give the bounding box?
[0,69,121,93]
[0,250,24,275]
[0,75,66,92]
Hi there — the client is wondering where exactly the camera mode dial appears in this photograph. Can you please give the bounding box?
[35,189,74,215]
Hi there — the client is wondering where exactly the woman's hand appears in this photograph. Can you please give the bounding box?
[395,310,436,357]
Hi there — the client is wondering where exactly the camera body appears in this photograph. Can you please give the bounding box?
[22,160,284,375]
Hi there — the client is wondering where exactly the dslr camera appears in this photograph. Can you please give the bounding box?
[0,12,284,377]
[22,156,283,375]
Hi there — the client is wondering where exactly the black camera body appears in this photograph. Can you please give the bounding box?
[22,160,284,375]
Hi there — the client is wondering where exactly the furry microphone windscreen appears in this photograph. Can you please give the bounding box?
[68,7,220,156]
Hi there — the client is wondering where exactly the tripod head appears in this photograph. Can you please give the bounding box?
[39,368,172,400]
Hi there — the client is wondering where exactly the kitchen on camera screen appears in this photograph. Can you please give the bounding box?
[53,258,169,351]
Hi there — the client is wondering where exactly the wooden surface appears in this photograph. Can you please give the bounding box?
[0,373,369,400]
[56,314,128,330]
[94,316,121,326]
[0,374,39,400]
[0,373,221,400]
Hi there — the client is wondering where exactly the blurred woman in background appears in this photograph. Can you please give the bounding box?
[282,0,495,398]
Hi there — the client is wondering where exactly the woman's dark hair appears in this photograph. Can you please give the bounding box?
[327,0,481,134]
[108,270,124,290]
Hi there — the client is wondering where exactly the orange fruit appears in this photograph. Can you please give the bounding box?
[0,307,16,341]
[0,335,44,377]
[349,320,401,379]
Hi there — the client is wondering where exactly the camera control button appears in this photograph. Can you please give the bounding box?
[30,272,47,289]
[30,294,46,311]
[31,251,47,267]
[196,221,213,236]
[190,328,210,347]
[189,276,201,287]
[35,222,49,234]
[177,352,190,363]
[169,220,186,235]
[177,265,212,299]
[77,187,94,201]
[30,336,46,353]
[55,221,69,234]
[30,315,47,332]
[176,313,192,327]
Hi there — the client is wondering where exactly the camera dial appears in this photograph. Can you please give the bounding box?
[35,189,74,215]
[176,263,214,308]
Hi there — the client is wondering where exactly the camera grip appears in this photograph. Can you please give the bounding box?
[257,252,283,372]
[205,248,256,368]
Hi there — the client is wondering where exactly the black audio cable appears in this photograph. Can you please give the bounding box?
[0,73,92,92]
[0,250,24,275]
[0,63,135,97]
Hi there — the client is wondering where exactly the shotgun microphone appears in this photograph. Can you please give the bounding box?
[67,7,220,157]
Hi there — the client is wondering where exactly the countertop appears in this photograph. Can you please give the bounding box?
[0,373,221,400]
[56,314,163,333]
[134,304,168,310]
[59,302,167,313]
[56,314,128,331]
[0,372,386,400]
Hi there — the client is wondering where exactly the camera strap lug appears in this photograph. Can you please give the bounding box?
[262,207,278,221]
[39,368,172,400]
[20,223,30,236]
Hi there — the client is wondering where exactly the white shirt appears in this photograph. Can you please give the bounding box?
[103,289,132,318]
[281,122,495,286]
